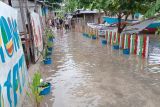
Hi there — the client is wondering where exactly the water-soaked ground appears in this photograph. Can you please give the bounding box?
[40,31,160,107]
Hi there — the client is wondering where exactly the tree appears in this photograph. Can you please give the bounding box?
[64,0,153,33]
[48,0,63,3]
[86,0,154,33]
[46,0,63,10]
[64,0,78,12]
[64,0,94,12]
[145,0,160,17]
[100,0,153,33]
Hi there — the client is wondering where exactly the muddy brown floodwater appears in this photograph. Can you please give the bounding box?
[40,31,160,107]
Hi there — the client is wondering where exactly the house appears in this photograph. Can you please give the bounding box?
[71,9,104,33]
[72,9,104,24]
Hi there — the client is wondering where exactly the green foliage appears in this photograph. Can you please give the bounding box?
[52,4,61,10]
[64,0,78,12]
[45,28,54,39]
[47,41,53,47]
[42,27,54,59]
[27,72,43,107]
[145,0,159,17]
[64,0,95,12]
[95,0,152,15]
[95,0,153,33]
[48,0,63,3]
[45,0,63,10]
[156,27,160,35]
[45,28,54,48]
[64,0,154,32]
[78,0,93,9]
[65,0,155,15]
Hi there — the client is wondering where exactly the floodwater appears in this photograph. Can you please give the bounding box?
[147,35,160,73]
[40,31,160,107]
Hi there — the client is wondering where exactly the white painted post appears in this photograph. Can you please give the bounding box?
[105,30,107,39]
[108,30,110,43]
[137,35,140,55]
[130,34,133,53]
[111,31,114,45]
[119,34,122,48]
[124,34,127,49]
[145,35,149,58]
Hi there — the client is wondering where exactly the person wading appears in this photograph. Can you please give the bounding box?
[64,18,69,32]
[59,18,64,30]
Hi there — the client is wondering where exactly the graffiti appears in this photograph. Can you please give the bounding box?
[0,84,4,107]
[0,16,20,63]
[0,2,27,107]
[4,70,12,107]
[3,55,26,107]
[3,54,27,107]
[0,85,1,107]
[0,44,5,63]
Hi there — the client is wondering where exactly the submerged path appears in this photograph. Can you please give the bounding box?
[40,31,160,107]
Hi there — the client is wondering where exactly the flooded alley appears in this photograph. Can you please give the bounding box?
[40,31,160,107]
[1,1,160,107]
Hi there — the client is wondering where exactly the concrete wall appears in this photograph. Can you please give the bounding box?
[0,2,28,107]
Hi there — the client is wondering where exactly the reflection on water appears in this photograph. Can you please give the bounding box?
[147,35,160,73]
[40,31,160,107]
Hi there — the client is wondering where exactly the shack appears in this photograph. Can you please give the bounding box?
[72,9,104,32]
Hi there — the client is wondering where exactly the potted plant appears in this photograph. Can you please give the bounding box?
[123,48,130,54]
[113,41,119,50]
[27,72,43,107]
[82,33,86,37]
[27,72,51,107]
[91,34,97,40]
[101,39,107,45]
[45,28,55,42]
[85,33,89,38]
[123,38,130,55]
[43,49,52,65]
[47,41,53,51]
[38,82,51,96]
[41,27,55,65]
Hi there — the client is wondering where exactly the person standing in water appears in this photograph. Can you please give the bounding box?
[64,18,69,32]
[56,18,60,30]
[59,18,64,30]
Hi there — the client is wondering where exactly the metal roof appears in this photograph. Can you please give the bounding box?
[73,9,100,15]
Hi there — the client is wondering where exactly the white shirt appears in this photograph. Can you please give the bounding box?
[65,19,69,25]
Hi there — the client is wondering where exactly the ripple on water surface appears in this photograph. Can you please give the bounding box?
[42,32,160,107]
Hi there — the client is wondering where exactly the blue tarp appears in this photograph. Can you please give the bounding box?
[103,16,160,29]
[147,22,160,28]
[103,17,121,24]
[103,17,135,25]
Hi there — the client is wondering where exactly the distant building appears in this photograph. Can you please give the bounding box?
[72,9,104,24]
